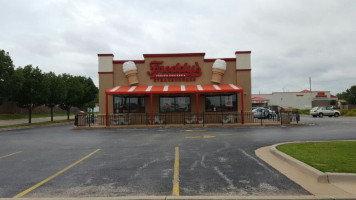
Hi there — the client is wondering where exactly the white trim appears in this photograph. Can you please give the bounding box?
[181,85,186,91]
[163,85,169,91]
[110,86,120,92]
[128,86,136,92]
[146,86,152,92]
[197,85,203,91]
[213,84,221,90]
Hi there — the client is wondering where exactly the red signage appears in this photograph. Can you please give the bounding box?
[147,61,202,82]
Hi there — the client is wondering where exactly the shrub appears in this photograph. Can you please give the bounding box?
[341,109,356,116]
[340,109,348,116]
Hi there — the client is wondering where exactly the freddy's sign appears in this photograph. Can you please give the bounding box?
[147,61,202,82]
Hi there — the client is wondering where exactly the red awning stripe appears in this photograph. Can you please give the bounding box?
[106,84,243,95]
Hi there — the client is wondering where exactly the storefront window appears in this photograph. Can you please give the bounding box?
[160,96,190,112]
[205,94,237,112]
[114,96,145,113]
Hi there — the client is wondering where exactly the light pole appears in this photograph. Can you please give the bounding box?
[309,77,312,108]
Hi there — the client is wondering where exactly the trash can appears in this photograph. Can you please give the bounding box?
[77,111,87,126]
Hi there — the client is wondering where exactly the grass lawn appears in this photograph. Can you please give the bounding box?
[0,119,74,129]
[0,113,74,120]
[277,141,356,173]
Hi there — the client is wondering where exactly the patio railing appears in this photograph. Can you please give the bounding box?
[75,110,299,127]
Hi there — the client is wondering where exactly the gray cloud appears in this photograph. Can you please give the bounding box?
[0,0,355,94]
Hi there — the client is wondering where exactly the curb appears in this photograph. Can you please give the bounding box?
[270,141,356,184]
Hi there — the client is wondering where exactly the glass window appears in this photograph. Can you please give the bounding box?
[221,95,237,112]
[114,96,145,113]
[205,94,237,112]
[160,96,190,112]
[205,96,221,112]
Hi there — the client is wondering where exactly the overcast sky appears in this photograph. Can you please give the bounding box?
[1,0,355,94]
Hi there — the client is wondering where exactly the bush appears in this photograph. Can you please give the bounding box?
[292,109,309,115]
[340,109,356,116]
[345,109,356,116]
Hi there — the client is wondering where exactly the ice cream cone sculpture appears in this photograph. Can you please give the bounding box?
[123,61,139,86]
[211,59,226,84]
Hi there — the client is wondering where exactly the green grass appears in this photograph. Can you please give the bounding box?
[0,119,74,129]
[340,109,356,116]
[277,141,356,173]
[295,109,310,115]
[0,113,74,120]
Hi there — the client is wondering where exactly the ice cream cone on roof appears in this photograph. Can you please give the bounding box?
[123,61,139,85]
[211,59,226,84]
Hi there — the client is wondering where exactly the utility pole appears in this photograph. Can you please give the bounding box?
[309,77,312,108]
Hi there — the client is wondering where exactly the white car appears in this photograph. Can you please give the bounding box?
[310,107,340,118]
[252,107,272,119]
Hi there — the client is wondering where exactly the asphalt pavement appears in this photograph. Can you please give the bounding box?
[0,115,355,198]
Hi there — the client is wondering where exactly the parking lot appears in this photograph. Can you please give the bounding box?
[1,116,356,198]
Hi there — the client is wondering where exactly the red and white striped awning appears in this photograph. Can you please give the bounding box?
[106,84,243,95]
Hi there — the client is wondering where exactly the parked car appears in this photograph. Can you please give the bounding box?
[310,106,340,118]
[252,107,272,119]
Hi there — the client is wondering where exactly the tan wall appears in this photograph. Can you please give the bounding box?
[236,71,252,111]
[99,53,251,114]
[113,57,236,86]
[99,74,114,114]
[98,56,113,72]
[236,54,251,70]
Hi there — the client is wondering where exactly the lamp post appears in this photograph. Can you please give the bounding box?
[309,77,312,108]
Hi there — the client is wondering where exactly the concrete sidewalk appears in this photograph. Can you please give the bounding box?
[256,142,356,199]
[0,116,72,126]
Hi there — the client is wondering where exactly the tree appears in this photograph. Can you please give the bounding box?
[59,74,84,120]
[85,92,99,114]
[44,72,67,121]
[337,85,356,105]
[80,76,98,110]
[12,65,49,123]
[346,86,356,104]
[59,75,98,120]
[0,50,15,104]
[336,91,348,101]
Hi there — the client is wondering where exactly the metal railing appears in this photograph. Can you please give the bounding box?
[75,110,300,127]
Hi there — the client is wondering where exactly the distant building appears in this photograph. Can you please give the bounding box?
[252,90,338,110]
[251,97,269,108]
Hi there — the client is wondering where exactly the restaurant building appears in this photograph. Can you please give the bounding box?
[98,51,252,126]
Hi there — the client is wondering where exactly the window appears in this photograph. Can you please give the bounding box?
[113,96,145,113]
[160,96,190,112]
[205,94,237,112]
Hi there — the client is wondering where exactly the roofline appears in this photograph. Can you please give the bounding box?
[113,60,145,64]
[98,54,114,57]
[235,51,251,54]
[143,53,205,58]
[204,58,236,62]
